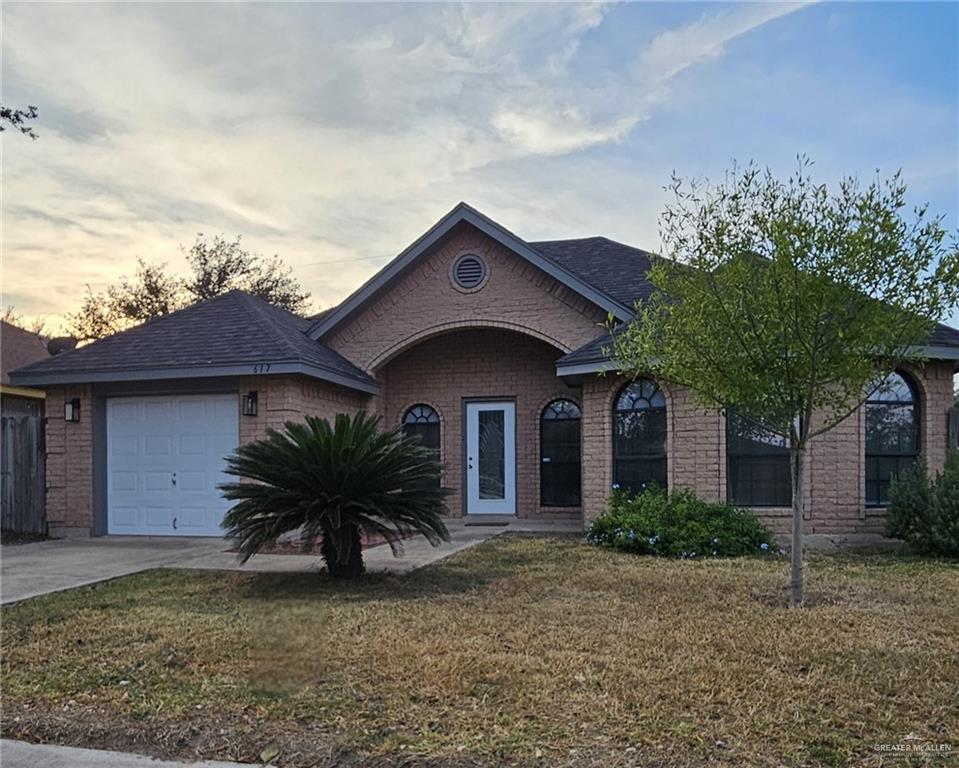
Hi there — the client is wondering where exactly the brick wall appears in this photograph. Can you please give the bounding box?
[578,362,956,533]
[42,376,369,535]
[380,328,581,519]
[238,374,370,445]
[44,385,93,537]
[324,223,607,372]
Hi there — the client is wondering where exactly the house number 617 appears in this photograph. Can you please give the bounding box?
[252,363,272,373]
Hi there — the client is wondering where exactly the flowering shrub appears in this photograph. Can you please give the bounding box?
[587,486,778,558]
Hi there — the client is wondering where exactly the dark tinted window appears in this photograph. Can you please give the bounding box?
[402,404,440,452]
[865,372,919,507]
[541,400,581,506]
[726,410,791,507]
[613,379,667,493]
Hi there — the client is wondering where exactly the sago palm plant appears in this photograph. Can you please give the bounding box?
[220,412,450,578]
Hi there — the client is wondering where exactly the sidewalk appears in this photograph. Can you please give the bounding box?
[0,740,257,768]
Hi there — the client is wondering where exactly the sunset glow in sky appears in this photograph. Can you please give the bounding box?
[2,2,957,332]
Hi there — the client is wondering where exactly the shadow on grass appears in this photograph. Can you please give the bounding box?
[235,540,546,605]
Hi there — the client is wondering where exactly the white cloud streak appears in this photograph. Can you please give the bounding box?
[1,2,815,328]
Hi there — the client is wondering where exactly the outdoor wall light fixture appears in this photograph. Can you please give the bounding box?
[64,398,81,422]
[242,391,258,417]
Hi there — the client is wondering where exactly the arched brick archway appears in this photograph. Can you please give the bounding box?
[377,326,581,520]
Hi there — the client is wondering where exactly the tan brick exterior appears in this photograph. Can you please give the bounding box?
[37,222,959,539]
[43,385,94,537]
[578,363,956,534]
[42,375,368,535]
[324,223,607,371]
[380,328,580,519]
[238,374,370,445]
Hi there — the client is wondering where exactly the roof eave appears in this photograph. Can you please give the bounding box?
[555,344,959,377]
[9,361,381,395]
[307,203,634,340]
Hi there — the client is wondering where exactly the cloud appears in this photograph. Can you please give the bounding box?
[493,107,638,155]
[635,3,815,84]
[5,0,951,338]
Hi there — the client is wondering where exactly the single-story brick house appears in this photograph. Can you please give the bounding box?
[11,203,959,538]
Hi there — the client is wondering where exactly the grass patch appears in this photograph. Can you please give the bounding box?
[2,537,958,767]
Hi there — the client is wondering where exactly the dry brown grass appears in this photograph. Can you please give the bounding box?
[2,536,958,767]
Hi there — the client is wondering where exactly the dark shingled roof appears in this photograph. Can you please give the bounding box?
[1,321,49,385]
[930,322,959,348]
[558,321,959,371]
[10,290,376,390]
[537,237,959,368]
[530,237,656,309]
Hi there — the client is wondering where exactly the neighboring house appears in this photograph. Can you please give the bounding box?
[1,321,50,533]
[1,320,49,417]
[10,203,959,538]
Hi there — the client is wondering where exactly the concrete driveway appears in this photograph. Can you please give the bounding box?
[0,536,229,604]
[0,521,503,605]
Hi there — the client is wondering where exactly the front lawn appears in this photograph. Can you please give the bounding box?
[2,537,957,767]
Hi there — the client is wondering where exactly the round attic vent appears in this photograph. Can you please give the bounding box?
[452,254,486,290]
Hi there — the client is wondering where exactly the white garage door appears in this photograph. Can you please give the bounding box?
[107,394,239,536]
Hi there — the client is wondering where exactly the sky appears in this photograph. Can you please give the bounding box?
[2,1,958,333]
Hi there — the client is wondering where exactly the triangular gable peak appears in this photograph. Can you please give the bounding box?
[307,202,634,341]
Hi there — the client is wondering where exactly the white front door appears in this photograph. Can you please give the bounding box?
[465,401,516,515]
[107,394,238,536]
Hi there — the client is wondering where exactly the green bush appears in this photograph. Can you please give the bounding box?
[887,450,959,557]
[586,486,778,558]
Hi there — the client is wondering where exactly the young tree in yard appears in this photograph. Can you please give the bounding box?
[65,235,310,341]
[221,412,450,579]
[613,160,959,606]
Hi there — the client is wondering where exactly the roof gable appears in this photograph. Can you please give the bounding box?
[307,202,635,340]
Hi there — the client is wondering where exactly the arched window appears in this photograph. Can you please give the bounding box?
[726,410,791,507]
[865,372,919,507]
[403,404,440,453]
[613,379,667,493]
[540,400,581,506]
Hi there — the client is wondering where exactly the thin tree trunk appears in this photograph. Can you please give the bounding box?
[790,442,807,607]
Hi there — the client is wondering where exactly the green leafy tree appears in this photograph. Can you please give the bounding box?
[66,259,185,342]
[220,412,451,579]
[613,159,959,606]
[65,236,310,342]
[182,234,310,313]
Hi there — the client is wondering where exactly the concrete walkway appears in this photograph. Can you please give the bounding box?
[1,740,256,768]
[0,518,580,605]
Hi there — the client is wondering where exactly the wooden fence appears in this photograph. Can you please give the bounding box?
[1,415,46,533]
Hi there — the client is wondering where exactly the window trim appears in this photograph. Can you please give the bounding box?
[539,399,582,507]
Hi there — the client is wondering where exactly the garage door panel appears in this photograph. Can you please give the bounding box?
[111,401,139,423]
[111,436,139,456]
[178,507,209,530]
[145,401,172,422]
[107,394,238,536]
[179,435,206,455]
[111,472,138,492]
[111,507,138,527]
[178,471,207,492]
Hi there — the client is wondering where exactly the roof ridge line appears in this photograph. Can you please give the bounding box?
[237,292,306,360]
